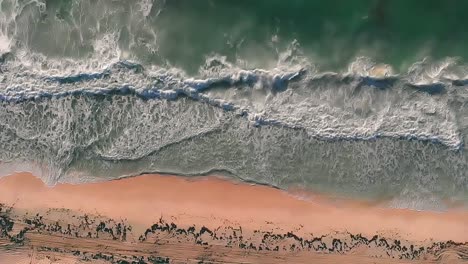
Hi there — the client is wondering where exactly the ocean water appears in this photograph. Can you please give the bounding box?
[0,0,467,209]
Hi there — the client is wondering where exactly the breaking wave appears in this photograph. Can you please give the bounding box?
[0,0,467,208]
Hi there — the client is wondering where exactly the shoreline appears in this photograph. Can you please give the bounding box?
[0,172,467,263]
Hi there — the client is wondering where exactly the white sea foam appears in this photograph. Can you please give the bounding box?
[0,34,10,54]
[0,0,467,209]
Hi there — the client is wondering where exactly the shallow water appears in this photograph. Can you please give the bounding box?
[0,0,467,209]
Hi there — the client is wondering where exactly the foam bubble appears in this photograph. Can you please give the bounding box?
[0,34,10,54]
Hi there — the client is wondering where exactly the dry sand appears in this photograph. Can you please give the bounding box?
[0,172,467,242]
[0,172,467,263]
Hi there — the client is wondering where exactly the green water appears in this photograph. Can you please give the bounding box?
[1,0,468,206]
[154,0,468,72]
[5,0,468,74]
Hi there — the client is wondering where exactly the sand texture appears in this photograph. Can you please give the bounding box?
[0,172,467,263]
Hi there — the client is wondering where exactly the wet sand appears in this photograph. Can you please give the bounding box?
[0,172,467,263]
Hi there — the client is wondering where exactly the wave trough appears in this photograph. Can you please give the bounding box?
[0,0,467,209]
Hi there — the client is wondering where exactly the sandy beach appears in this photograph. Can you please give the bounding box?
[0,172,467,263]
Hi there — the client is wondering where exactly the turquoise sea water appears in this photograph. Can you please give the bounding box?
[3,0,468,71]
[0,0,467,210]
[151,0,468,72]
